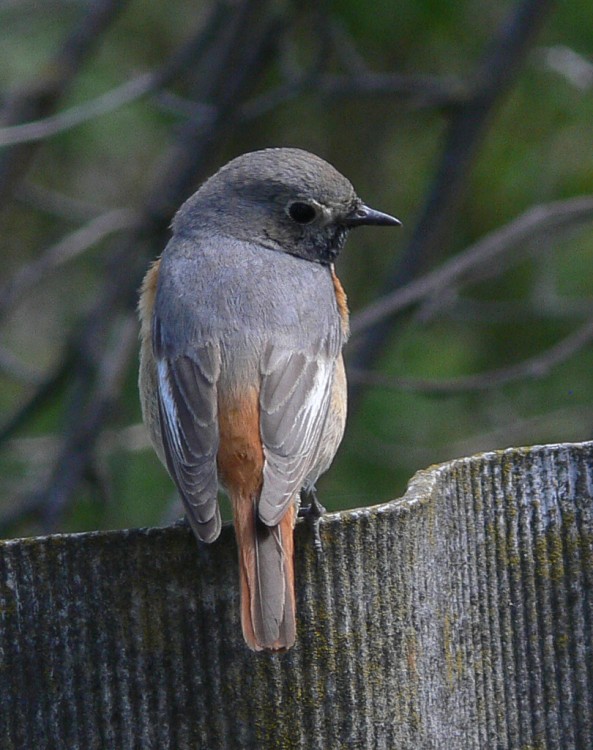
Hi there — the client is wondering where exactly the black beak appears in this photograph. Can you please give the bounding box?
[344,203,402,228]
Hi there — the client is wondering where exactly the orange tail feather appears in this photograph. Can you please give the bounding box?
[233,496,296,652]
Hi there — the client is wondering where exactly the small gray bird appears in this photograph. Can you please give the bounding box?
[138,148,400,651]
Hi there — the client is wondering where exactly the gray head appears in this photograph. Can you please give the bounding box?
[174,148,400,265]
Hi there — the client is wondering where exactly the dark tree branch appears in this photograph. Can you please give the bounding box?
[15,182,107,222]
[37,314,138,531]
[15,0,282,530]
[350,194,593,339]
[0,74,155,146]
[1,0,580,536]
[328,18,372,74]
[0,352,74,446]
[0,2,232,151]
[0,73,156,147]
[144,0,282,229]
[0,209,139,321]
[240,8,333,121]
[0,0,126,207]
[349,313,593,395]
[347,0,556,409]
[318,72,466,108]
[430,295,593,326]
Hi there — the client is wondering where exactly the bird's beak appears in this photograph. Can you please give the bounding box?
[343,203,402,228]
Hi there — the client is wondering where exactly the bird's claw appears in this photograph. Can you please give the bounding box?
[298,487,326,556]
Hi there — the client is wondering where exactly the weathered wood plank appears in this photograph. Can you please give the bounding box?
[1,442,592,748]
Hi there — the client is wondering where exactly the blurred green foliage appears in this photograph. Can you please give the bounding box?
[0,0,592,536]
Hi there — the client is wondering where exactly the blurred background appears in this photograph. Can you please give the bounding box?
[1,0,592,537]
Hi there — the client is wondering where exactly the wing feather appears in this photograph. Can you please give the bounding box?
[156,344,222,542]
[258,343,336,526]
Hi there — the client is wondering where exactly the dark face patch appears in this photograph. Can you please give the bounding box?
[287,223,350,266]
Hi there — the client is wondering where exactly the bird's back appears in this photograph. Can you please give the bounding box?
[155,232,344,365]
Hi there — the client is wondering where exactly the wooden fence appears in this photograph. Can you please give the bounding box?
[1,441,592,748]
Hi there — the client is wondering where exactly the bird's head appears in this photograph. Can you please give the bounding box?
[174,148,400,265]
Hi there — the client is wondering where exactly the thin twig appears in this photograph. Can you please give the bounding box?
[444,404,593,458]
[37,313,138,530]
[347,0,555,410]
[350,314,593,394]
[0,0,126,205]
[350,194,593,338]
[328,19,372,74]
[17,0,281,530]
[241,70,464,121]
[0,208,139,320]
[354,403,593,472]
[0,316,137,535]
[319,72,466,108]
[0,74,155,146]
[15,181,107,222]
[5,423,151,466]
[0,345,42,384]
[240,13,332,121]
[0,351,74,446]
[439,296,593,325]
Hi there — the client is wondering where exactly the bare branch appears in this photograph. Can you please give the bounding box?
[0,73,155,146]
[0,352,73,446]
[0,421,154,536]
[241,13,465,120]
[319,72,466,108]
[240,16,332,121]
[144,0,283,227]
[241,70,464,121]
[348,0,555,409]
[0,345,42,385]
[437,296,593,325]
[151,91,216,121]
[0,208,139,320]
[355,404,593,472]
[34,313,138,531]
[0,303,136,536]
[11,0,283,528]
[15,181,106,222]
[0,0,126,205]
[445,404,593,459]
[541,45,593,90]
[5,424,151,467]
[350,194,593,339]
[328,19,372,74]
[0,4,238,151]
[349,314,593,394]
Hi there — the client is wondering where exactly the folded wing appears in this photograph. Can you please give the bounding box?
[154,337,222,543]
[258,342,337,526]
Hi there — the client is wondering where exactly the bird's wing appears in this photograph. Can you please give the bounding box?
[258,340,338,526]
[153,323,222,543]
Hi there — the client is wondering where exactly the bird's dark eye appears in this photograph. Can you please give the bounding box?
[288,201,317,224]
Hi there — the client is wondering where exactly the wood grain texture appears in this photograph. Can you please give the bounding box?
[1,441,592,748]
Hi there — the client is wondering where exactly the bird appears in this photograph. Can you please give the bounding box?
[138,147,400,652]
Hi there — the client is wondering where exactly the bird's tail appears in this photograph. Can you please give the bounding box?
[232,493,296,652]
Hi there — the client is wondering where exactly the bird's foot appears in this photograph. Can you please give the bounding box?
[298,487,326,556]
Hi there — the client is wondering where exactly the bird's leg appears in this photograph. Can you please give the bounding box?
[298,486,326,555]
